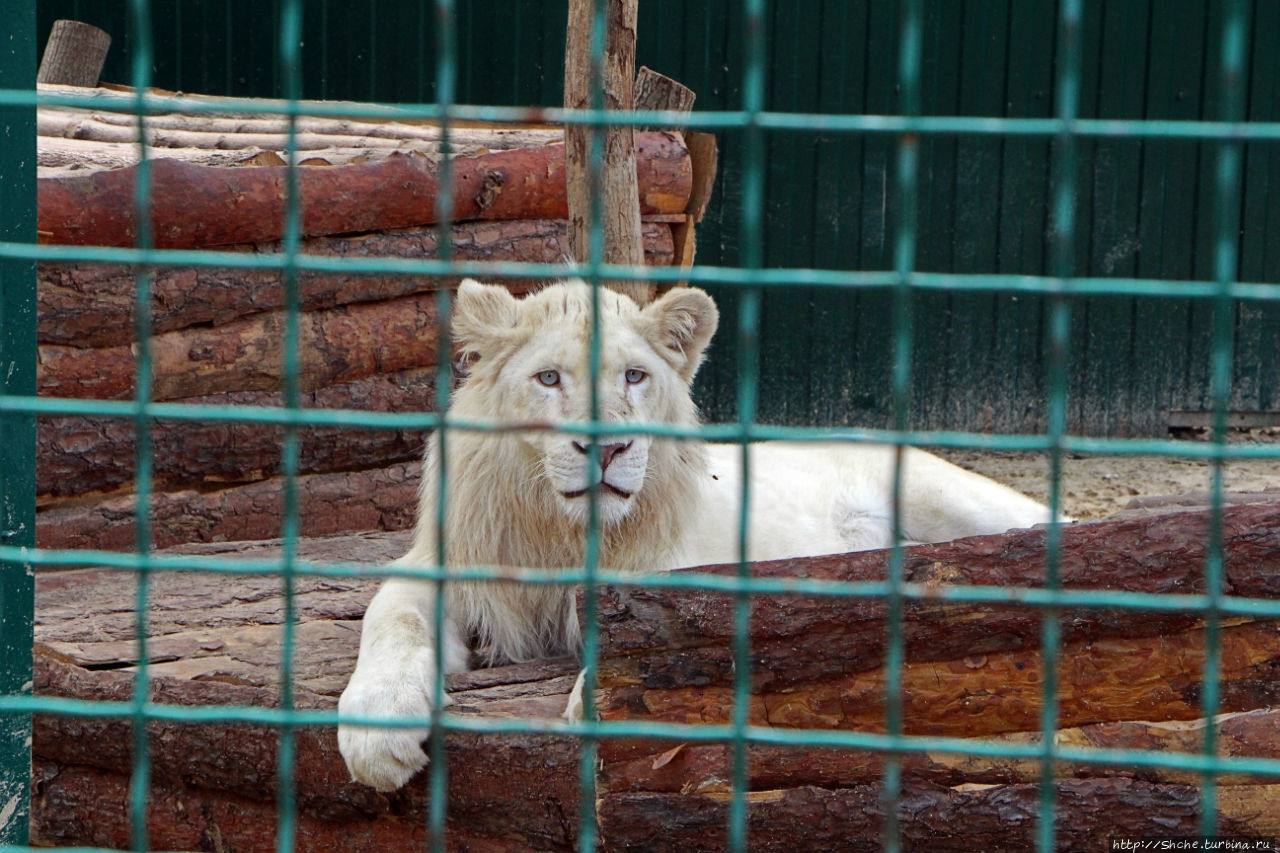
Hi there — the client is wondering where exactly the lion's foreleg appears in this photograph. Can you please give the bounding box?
[338,577,469,791]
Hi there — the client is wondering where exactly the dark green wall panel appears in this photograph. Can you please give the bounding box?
[35,0,1280,436]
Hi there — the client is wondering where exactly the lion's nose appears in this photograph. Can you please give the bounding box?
[572,440,633,471]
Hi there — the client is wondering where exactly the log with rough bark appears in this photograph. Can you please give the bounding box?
[38,132,692,248]
[37,219,675,348]
[29,515,1280,850]
[37,368,436,497]
[36,108,565,159]
[600,617,1280,737]
[564,0,650,304]
[38,290,440,401]
[37,84,564,152]
[31,535,585,852]
[597,779,1280,852]
[598,708,1280,795]
[36,462,423,551]
[592,504,1280,694]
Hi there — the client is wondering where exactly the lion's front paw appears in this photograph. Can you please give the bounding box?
[337,676,434,792]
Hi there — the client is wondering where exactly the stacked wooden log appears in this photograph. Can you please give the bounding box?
[28,503,1280,850]
[590,501,1280,849]
[34,83,714,552]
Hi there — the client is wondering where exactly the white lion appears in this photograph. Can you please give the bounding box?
[338,279,1053,791]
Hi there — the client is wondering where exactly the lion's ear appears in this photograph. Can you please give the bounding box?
[642,287,719,383]
[452,279,519,363]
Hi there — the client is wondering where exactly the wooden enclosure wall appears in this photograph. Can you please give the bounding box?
[37,0,1280,436]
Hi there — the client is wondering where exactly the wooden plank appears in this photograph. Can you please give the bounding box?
[990,0,1055,434]
[1077,0,1148,435]
[1136,2,1209,419]
[945,0,1007,433]
[807,0,868,428]
[597,619,1280,737]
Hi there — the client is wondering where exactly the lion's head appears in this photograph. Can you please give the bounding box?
[445,279,719,530]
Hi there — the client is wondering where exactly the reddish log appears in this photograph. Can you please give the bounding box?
[591,504,1280,698]
[598,780,1278,853]
[38,290,440,401]
[37,367,437,497]
[597,619,1280,737]
[598,709,1280,795]
[32,541,583,853]
[37,219,675,348]
[30,523,1280,850]
[38,132,692,248]
[36,462,423,551]
[33,651,583,852]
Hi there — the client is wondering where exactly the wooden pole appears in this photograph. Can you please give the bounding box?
[564,0,652,304]
[36,21,111,87]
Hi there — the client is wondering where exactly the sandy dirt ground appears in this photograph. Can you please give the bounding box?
[938,428,1280,521]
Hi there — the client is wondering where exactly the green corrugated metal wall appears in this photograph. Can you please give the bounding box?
[37,0,1280,436]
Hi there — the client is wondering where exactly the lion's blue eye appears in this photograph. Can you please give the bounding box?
[536,370,561,387]
[625,368,647,385]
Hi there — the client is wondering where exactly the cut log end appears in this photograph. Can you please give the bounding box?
[37,20,112,88]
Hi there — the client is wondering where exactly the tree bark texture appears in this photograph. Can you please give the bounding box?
[564,0,650,304]
[36,108,565,158]
[32,540,584,852]
[33,653,583,851]
[591,504,1280,701]
[36,461,423,551]
[38,290,440,401]
[37,368,435,497]
[598,709,1280,794]
[36,21,111,87]
[598,618,1280,737]
[37,219,675,348]
[38,132,691,249]
[30,519,1280,850]
[597,780,1279,853]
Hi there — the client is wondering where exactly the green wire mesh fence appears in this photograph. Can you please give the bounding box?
[3,0,1280,851]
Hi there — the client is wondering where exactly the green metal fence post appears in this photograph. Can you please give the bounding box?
[0,1,36,846]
